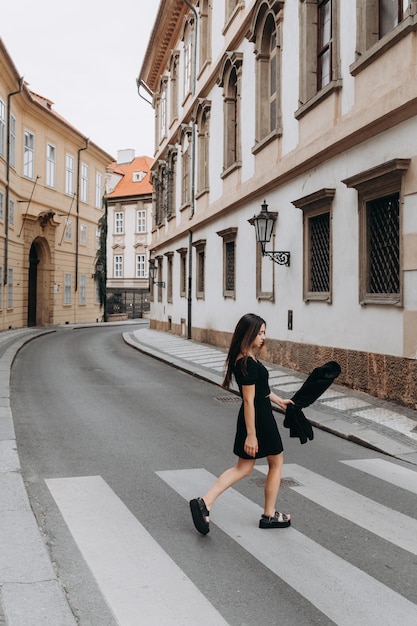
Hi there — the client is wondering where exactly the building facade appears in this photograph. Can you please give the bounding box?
[106,150,153,318]
[138,0,417,407]
[0,39,112,329]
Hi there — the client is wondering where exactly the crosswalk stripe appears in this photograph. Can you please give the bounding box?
[46,476,229,626]
[257,463,417,555]
[157,468,417,626]
[341,458,417,495]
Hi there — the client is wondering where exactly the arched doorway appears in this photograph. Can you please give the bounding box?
[27,238,52,327]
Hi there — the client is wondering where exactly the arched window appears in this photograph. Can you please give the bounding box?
[217,53,243,174]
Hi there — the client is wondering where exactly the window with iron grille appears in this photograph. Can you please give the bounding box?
[217,228,237,298]
[177,248,187,298]
[367,194,400,295]
[293,188,334,302]
[192,239,206,299]
[342,158,409,306]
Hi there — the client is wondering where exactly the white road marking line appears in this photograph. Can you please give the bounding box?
[157,467,417,626]
[341,458,417,495]
[257,463,417,555]
[46,476,229,626]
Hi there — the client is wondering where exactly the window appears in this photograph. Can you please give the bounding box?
[46,144,56,187]
[177,247,188,297]
[343,159,410,305]
[65,218,72,241]
[169,51,180,124]
[380,0,408,38]
[80,223,87,244]
[196,100,211,194]
[217,228,237,298]
[66,154,74,195]
[218,53,243,174]
[166,150,177,218]
[198,0,212,71]
[297,0,340,117]
[192,239,206,299]
[115,211,124,234]
[225,0,239,23]
[353,0,411,72]
[166,252,174,303]
[80,163,88,202]
[7,268,13,308]
[137,209,146,233]
[95,172,103,208]
[0,100,5,157]
[96,228,100,248]
[9,115,16,168]
[181,130,192,207]
[183,21,194,99]
[0,267,2,309]
[293,189,335,302]
[79,275,86,305]
[0,191,3,220]
[114,255,123,278]
[9,200,14,225]
[24,131,34,178]
[136,254,147,278]
[64,273,72,305]
[157,79,167,143]
[248,3,283,147]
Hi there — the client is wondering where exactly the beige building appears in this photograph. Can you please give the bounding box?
[138,1,417,407]
[0,39,113,329]
[106,150,153,318]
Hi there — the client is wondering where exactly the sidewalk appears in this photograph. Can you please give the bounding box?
[0,322,416,625]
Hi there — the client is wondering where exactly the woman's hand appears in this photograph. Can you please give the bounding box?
[269,391,294,411]
[244,433,259,458]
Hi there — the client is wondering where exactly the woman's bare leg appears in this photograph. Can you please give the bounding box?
[202,457,256,511]
[263,453,288,518]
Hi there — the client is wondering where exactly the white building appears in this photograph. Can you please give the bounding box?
[138,0,417,407]
[106,150,153,318]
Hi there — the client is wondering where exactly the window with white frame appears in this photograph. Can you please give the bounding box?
[81,163,88,202]
[115,211,124,234]
[95,172,103,208]
[196,101,211,194]
[80,223,87,244]
[114,255,123,278]
[183,20,194,100]
[137,209,146,232]
[7,268,13,308]
[24,130,34,178]
[64,273,72,304]
[198,0,212,71]
[65,218,72,240]
[9,200,14,225]
[218,53,243,174]
[0,100,5,157]
[66,154,74,195]
[158,79,168,142]
[169,51,180,124]
[79,275,86,305]
[46,143,56,187]
[9,114,16,167]
[136,254,146,278]
[0,191,3,220]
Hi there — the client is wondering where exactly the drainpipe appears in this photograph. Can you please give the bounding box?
[76,138,89,294]
[4,77,24,285]
[182,0,198,339]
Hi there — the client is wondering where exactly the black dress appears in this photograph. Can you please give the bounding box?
[233,357,283,459]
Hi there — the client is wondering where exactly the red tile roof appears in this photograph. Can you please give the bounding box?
[107,155,153,198]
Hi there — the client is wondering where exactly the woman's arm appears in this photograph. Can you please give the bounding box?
[269,390,294,411]
[242,384,258,457]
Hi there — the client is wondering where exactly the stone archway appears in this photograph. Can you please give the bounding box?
[27,237,52,327]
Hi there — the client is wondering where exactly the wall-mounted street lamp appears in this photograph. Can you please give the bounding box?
[91,261,104,279]
[252,200,290,266]
[149,258,165,287]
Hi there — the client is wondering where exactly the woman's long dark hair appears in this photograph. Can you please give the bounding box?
[222,313,266,389]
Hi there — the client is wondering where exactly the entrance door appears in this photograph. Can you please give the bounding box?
[28,243,39,326]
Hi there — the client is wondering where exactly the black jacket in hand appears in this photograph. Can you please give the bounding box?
[284,361,341,444]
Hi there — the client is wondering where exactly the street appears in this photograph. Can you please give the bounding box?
[10,325,417,626]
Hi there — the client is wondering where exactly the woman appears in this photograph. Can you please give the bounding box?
[190,313,293,535]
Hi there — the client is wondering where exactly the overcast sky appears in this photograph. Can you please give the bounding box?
[2,0,159,160]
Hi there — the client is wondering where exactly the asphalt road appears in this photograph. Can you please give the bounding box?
[10,325,417,625]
